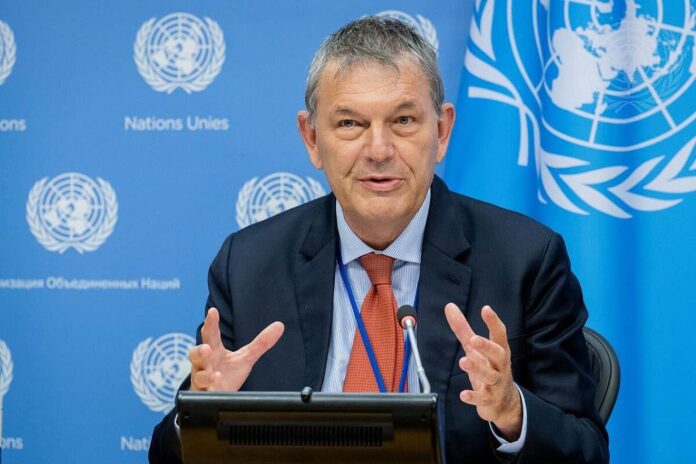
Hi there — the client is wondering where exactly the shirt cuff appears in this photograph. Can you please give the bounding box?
[489,383,528,454]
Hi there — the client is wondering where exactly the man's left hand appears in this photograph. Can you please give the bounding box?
[445,303,522,441]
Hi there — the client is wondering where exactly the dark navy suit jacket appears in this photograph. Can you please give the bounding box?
[150,176,609,463]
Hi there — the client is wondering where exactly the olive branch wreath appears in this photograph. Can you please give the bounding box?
[0,341,13,398]
[0,20,16,86]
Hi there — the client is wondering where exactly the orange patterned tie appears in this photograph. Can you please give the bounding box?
[343,253,405,392]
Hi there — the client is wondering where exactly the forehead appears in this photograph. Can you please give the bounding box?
[316,59,431,110]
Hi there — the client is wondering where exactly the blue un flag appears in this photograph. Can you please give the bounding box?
[444,1,696,463]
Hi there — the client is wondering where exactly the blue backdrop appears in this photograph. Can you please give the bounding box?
[0,1,472,463]
[1,1,693,463]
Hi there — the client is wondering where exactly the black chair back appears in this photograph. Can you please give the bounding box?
[583,327,620,423]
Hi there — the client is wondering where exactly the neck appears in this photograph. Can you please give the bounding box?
[344,215,412,251]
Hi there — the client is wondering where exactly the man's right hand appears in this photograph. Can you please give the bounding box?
[188,307,285,391]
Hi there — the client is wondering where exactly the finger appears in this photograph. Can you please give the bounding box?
[459,350,500,387]
[467,335,507,370]
[445,303,475,348]
[240,321,285,365]
[200,308,223,351]
[460,389,493,407]
[481,306,509,353]
[189,344,212,371]
[191,369,221,391]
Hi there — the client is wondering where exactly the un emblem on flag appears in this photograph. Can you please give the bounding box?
[134,12,225,94]
[236,172,326,228]
[0,20,16,86]
[26,173,118,254]
[130,333,195,413]
[466,0,696,218]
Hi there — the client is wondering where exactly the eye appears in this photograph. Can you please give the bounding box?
[339,119,357,128]
[396,116,414,125]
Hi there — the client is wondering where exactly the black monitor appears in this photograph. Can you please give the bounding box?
[177,389,442,463]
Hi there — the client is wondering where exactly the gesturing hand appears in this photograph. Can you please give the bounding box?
[444,303,522,441]
[188,307,285,392]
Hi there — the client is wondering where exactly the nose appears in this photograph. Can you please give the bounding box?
[364,124,394,163]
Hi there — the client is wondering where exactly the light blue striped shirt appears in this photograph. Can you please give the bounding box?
[321,190,430,393]
[320,189,527,453]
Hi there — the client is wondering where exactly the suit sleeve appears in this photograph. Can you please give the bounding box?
[149,235,235,464]
[514,233,609,464]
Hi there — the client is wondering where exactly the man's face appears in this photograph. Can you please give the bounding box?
[298,60,455,244]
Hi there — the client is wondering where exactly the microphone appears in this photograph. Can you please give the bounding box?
[397,305,431,394]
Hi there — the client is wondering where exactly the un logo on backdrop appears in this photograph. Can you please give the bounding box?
[0,20,16,86]
[236,172,326,228]
[374,10,439,52]
[0,340,12,400]
[466,0,696,218]
[26,172,118,253]
[134,12,225,94]
[130,333,195,413]
[0,340,12,444]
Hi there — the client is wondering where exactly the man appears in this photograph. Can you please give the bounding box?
[150,17,609,463]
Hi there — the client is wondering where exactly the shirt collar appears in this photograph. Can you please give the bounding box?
[336,189,431,265]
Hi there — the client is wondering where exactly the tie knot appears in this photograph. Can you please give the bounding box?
[359,253,394,286]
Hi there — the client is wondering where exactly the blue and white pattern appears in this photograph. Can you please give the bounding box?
[130,333,195,414]
[0,20,16,86]
[459,0,696,218]
[236,172,326,228]
[134,12,225,94]
[25,173,118,254]
[0,340,12,399]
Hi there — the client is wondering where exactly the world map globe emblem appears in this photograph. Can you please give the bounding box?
[130,333,195,413]
[134,12,225,94]
[512,0,695,151]
[26,172,118,254]
[236,172,327,228]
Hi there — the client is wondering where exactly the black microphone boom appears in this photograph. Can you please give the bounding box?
[397,305,431,394]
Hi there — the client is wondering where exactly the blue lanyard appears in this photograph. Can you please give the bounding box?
[337,251,418,393]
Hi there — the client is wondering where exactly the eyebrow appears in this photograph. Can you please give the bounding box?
[334,107,358,117]
[395,102,418,112]
[333,101,419,117]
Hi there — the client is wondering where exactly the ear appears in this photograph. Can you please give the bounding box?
[435,103,456,164]
[297,110,322,169]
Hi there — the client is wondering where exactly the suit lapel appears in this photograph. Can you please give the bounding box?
[418,177,472,396]
[294,196,338,390]
[292,178,472,394]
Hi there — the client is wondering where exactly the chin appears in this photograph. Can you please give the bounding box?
[362,203,406,224]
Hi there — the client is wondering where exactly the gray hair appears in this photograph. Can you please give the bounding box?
[304,16,444,124]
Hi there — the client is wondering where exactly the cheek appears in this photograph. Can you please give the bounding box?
[400,139,438,175]
[318,140,361,176]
